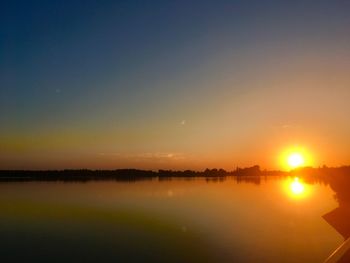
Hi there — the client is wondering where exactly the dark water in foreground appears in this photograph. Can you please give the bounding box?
[0,175,348,263]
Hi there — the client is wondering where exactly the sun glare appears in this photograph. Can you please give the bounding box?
[283,177,310,199]
[287,153,304,169]
[280,147,313,171]
[290,177,304,195]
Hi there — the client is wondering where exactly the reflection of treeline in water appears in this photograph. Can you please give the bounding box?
[0,165,261,182]
[0,165,349,183]
[292,166,350,185]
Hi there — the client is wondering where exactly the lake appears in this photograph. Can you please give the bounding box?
[0,175,348,262]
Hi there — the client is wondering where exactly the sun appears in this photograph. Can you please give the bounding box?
[279,146,313,171]
[287,153,305,169]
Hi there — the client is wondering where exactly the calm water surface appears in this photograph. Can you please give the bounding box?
[0,176,348,262]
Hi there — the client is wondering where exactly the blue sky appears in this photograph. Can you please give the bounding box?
[1,1,350,169]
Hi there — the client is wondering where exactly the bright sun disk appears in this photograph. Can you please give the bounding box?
[287,153,304,169]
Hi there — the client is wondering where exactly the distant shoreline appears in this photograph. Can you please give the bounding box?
[0,165,349,182]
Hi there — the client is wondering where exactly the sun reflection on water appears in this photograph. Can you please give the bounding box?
[284,177,310,199]
[290,177,304,195]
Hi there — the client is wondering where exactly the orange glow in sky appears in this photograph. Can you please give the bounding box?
[287,153,304,169]
[279,147,313,171]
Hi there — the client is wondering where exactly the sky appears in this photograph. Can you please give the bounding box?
[1,0,350,170]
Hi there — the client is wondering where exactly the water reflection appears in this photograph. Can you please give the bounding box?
[290,177,305,195]
[283,176,311,200]
[0,174,348,262]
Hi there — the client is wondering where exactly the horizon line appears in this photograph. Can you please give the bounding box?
[1,165,349,173]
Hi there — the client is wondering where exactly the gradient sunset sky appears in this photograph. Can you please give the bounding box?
[1,1,350,170]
